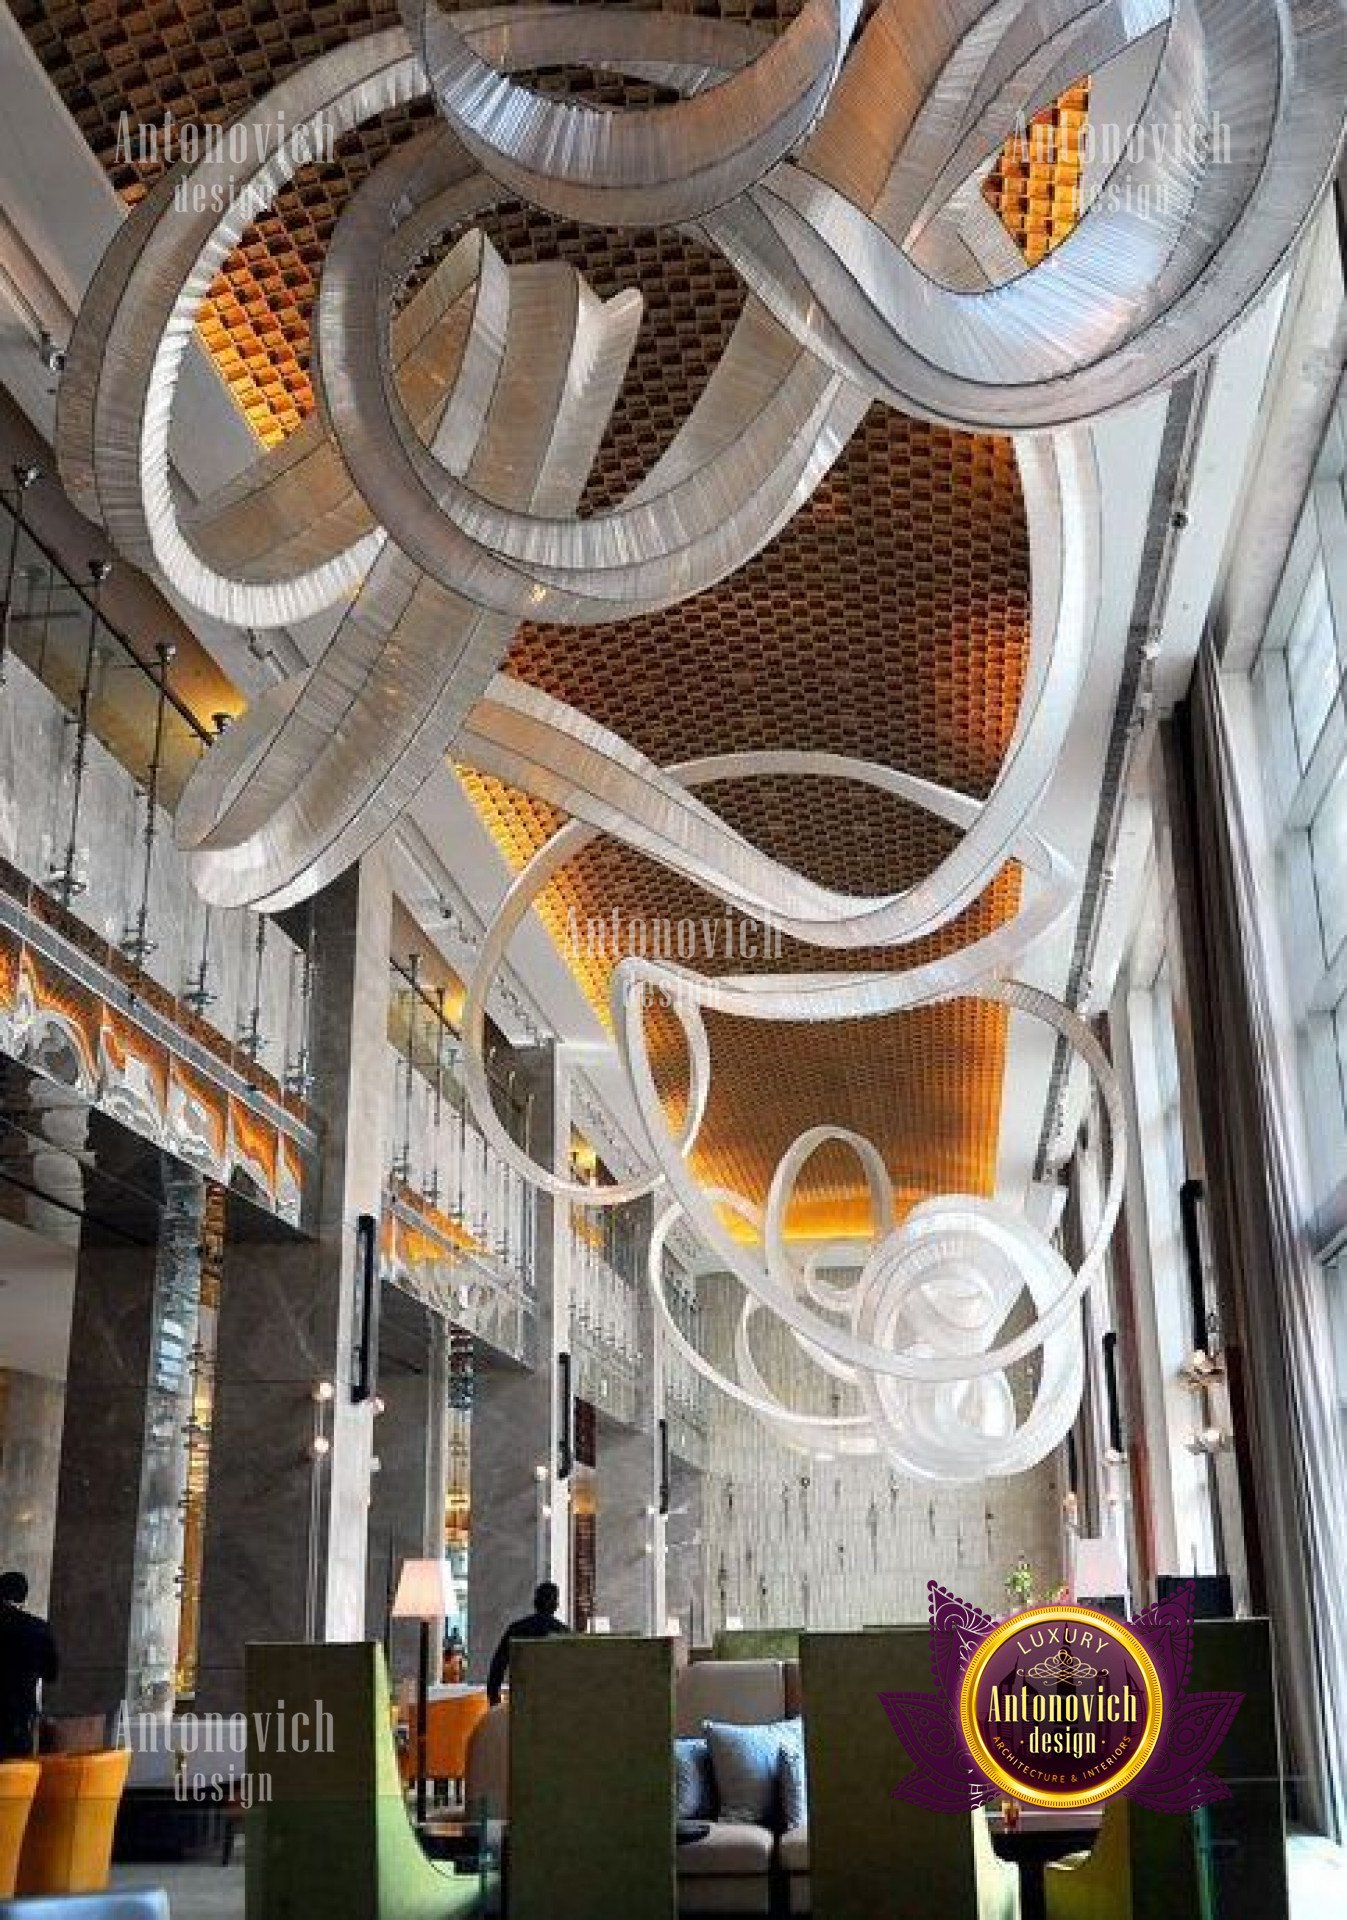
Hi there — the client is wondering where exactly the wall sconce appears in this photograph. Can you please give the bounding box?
[308,1379,334,1462]
[1101,1330,1126,1459]
[556,1350,573,1480]
[351,1212,380,1403]
[1179,1349,1226,1388]
[534,1462,551,1582]
[1185,1426,1230,1456]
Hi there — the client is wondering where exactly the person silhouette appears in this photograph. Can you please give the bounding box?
[486,1581,570,1705]
[0,1571,59,1758]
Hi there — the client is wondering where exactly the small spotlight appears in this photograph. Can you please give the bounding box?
[38,331,67,374]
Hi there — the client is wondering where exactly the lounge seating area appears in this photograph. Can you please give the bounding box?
[0,1603,1331,1919]
[197,1618,1292,1920]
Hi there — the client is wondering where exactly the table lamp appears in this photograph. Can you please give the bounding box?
[392,1556,458,1826]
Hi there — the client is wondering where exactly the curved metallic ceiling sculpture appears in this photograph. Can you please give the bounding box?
[55,1,1347,1477]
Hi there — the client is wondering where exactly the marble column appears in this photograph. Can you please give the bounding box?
[596,1196,657,1633]
[45,1234,158,1716]
[364,1285,449,1692]
[467,1042,571,1678]
[40,1154,207,1716]
[0,1370,65,1615]
[194,855,393,1711]
[665,1461,707,1648]
[595,1421,658,1633]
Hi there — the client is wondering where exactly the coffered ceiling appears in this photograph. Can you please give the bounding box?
[14,0,1091,1233]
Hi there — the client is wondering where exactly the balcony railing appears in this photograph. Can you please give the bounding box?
[570,1213,642,1424]
[386,960,536,1294]
[664,1253,709,1464]
[0,485,313,1103]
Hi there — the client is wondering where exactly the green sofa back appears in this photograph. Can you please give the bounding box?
[244,1640,478,1920]
[802,1628,985,1920]
[509,1635,675,1920]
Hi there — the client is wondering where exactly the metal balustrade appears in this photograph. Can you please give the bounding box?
[570,1211,642,1423]
[664,1252,710,1464]
[0,485,313,1100]
[385,962,536,1294]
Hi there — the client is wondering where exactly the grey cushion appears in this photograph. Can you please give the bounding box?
[778,1824,809,1874]
[704,1717,798,1826]
[675,1735,716,1820]
[676,1820,775,1877]
[675,1660,786,1737]
[778,1737,808,1830]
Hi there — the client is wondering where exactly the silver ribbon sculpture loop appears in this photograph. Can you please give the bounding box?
[637,976,1119,1481]
[712,0,1347,428]
[176,223,648,911]
[621,965,1123,1391]
[314,121,864,625]
[56,29,425,632]
[408,0,864,227]
[53,2,1347,1475]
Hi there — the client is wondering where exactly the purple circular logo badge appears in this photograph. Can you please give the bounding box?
[958,1604,1165,1809]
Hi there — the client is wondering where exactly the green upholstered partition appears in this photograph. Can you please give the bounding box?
[508,1635,675,1920]
[244,1640,481,1920]
[712,1628,801,1661]
[1191,1619,1287,1920]
[801,1629,1014,1920]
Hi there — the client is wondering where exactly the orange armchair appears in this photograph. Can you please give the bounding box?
[399,1691,490,1793]
[15,1747,131,1896]
[0,1761,40,1897]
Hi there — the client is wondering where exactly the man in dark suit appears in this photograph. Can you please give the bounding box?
[0,1571,59,1757]
[486,1581,570,1705]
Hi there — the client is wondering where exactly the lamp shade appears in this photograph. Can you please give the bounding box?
[1073,1536,1128,1601]
[391,1557,458,1621]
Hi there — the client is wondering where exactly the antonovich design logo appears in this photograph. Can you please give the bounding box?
[960,1604,1163,1807]
[881,1581,1243,1815]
